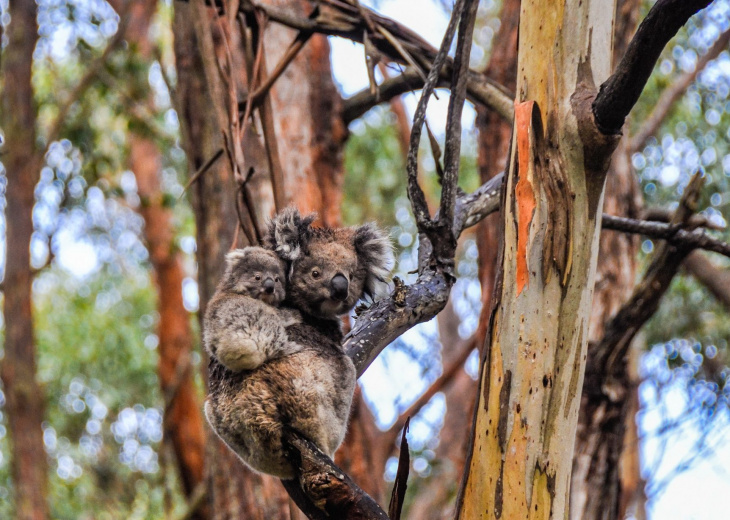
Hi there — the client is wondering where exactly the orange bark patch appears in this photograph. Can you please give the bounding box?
[515,101,537,296]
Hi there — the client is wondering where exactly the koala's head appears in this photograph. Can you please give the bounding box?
[219,247,286,306]
[266,207,394,318]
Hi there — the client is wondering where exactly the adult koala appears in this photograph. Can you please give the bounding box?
[205,208,393,479]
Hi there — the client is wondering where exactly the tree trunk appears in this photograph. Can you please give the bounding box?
[0,1,49,518]
[113,1,207,511]
[173,0,354,516]
[456,2,616,517]
[570,2,645,518]
[173,4,292,519]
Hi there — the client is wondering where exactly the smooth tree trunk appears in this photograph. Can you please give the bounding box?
[0,1,49,519]
[571,2,646,518]
[456,2,616,518]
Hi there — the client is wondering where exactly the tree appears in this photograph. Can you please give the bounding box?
[3,0,729,517]
[1,2,50,518]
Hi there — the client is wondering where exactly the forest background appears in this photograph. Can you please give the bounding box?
[1,0,730,519]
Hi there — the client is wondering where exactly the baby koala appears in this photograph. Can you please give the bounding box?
[203,246,300,372]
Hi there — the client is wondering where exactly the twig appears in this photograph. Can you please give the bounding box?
[602,215,730,259]
[384,335,475,447]
[388,417,411,520]
[405,0,466,231]
[630,26,730,152]
[181,148,224,196]
[593,0,714,135]
[436,0,478,253]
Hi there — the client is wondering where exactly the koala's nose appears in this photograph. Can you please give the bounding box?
[263,278,276,294]
[330,274,349,301]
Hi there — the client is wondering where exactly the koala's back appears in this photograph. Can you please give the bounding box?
[206,319,355,479]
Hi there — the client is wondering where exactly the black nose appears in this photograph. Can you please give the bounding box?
[330,274,349,301]
[263,278,275,294]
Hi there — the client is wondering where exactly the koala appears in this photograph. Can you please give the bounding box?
[205,208,394,479]
[203,247,301,373]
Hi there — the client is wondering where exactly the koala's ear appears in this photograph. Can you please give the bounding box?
[354,223,394,297]
[224,248,250,268]
[265,207,316,262]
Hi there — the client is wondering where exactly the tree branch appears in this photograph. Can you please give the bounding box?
[281,432,388,519]
[341,67,514,126]
[593,0,714,135]
[602,214,730,259]
[682,251,730,310]
[629,26,730,152]
[585,172,704,399]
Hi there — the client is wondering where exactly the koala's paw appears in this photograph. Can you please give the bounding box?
[217,339,266,372]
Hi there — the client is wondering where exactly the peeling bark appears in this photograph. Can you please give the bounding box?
[456,3,617,518]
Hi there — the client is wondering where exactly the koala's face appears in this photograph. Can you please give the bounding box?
[287,229,384,318]
[267,208,395,318]
[287,238,364,317]
[221,247,286,306]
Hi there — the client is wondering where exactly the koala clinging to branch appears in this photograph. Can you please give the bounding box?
[203,247,301,373]
[205,208,394,479]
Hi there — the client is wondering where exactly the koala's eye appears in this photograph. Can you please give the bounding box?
[274,276,280,283]
[311,269,321,279]
[254,274,261,281]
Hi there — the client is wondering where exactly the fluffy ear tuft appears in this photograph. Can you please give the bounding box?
[224,248,251,268]
[354,223,394,297]
[265,207,316,262]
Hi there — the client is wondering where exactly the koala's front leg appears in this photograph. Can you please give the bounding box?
[204,294,287,371]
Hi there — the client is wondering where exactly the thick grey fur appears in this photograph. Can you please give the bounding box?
[205,209,394,479]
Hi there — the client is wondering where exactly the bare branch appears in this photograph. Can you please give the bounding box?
[602,214,730,259]
[281,432,388,520]
[630,26,730,152]
[405,0,465,232]
[342,66,514,126]
[682,251,730,310]
[593,0,714,135]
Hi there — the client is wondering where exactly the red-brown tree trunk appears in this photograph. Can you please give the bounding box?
[110,2,208,511]
[1,2,49,519]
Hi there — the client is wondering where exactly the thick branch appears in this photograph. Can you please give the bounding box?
[593,0,714,135]
[281,432,388,520]
[345,170,730,376]
[682,251,730,310]
[342,67,514,125]
[630,26,730,152]
[585,173,704,399]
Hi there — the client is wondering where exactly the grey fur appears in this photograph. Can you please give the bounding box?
[204,247,301,372]
[206,211,393,479]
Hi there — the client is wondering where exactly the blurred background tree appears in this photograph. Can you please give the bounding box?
[0,0,729,519]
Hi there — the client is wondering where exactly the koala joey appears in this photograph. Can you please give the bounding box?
[203,247,301,373]
[205,208,394,479]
